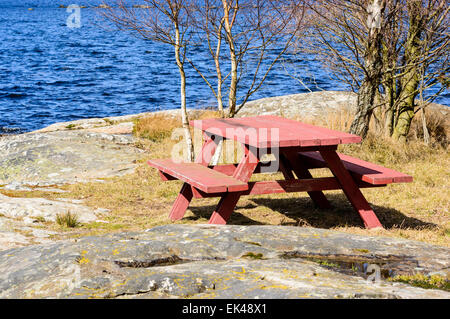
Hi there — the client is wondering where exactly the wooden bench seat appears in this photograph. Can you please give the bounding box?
[298,152,413,185]
[148,159,249,193]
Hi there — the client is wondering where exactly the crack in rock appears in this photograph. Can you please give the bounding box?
[113,255,187,268]
[281,251,421,278]
[113,255,228,269]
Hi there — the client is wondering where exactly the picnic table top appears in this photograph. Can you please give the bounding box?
[190,115,362,148]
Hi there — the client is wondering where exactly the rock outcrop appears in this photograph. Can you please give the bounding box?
[241,91,358,118]
[0,193,106,225]
[0,125,143,251]
[0,130,143,187]
[241,91,449,119]
[0,225,448,299]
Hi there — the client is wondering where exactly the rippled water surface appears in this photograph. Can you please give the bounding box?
[0,2,448,133]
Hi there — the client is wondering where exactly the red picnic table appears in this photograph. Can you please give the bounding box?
[148,115,412,229]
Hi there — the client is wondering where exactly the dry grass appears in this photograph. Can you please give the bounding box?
[4,109,448,246]
[133,110,222,142]
[132,110,223,152]
[133,114,180,142]
[409,108,449,148]
[295,106,449,150]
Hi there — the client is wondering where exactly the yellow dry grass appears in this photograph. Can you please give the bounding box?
[133,113,180,142]
[4,109,448,246]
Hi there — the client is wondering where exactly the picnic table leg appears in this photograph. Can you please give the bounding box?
[208,192,242,225]
[168,183,193,221]
[168,134,219,221]
[208,145,259,224]
[281,150,331,209]
[319,149,383,229]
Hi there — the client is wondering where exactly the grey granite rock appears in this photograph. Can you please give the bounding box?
[0,216,60,250]
[241,91,357,118]
[0,231,30,250]
[0,193,105,225]
[240,91,449,119]
[31,109,180,134]
[0,130,143,187]
[0,225,448,299]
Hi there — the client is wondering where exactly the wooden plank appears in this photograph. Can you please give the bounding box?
[209,162,281,176]
[319,149,383,229]
[244,178,342,196]
[299,152,413,185]
[205,117,293,148]
[190,116,362,149]
[250,117,320,147]
[259,115,361,144]
[159,171,177,181]
[278,119,361,145]
[245,178,385,195]
[148,159,248,193]
[252,116,341,147]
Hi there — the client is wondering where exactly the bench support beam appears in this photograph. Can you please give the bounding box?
[282,150,331,209]
[192,178,385,198]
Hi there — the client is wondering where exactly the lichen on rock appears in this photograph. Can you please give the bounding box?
[0,224,448,299]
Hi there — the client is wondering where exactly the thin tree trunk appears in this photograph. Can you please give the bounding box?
[211,21,225,164]
[382,62,396,137]
[175,27,194,162]
[215,21,224,116]
[422,108,430,144]
[419,71,430,145]
[383,85,395,137]
[210,140,223,165]
[222,0,238,118]
[227,48,238,117]
[372,95,383,133]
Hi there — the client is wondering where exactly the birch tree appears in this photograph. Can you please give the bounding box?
[189,0,306,118]
[101,0,195,161]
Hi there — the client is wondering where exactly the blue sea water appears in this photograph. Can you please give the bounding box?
[0,1,448,133]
